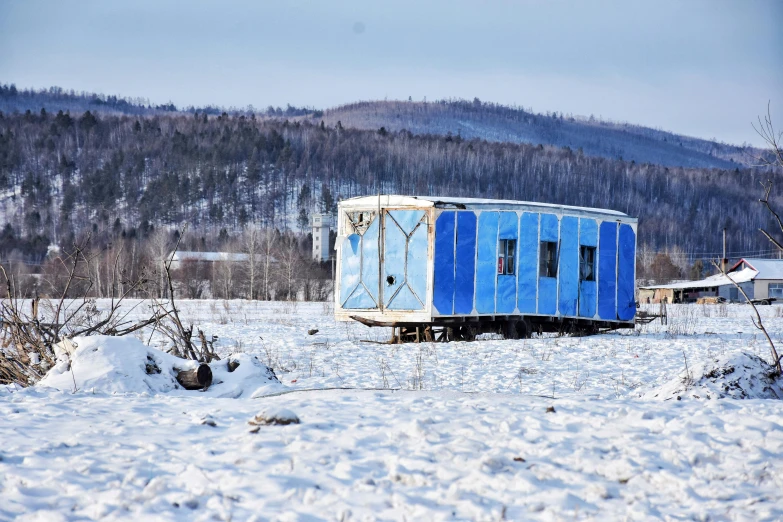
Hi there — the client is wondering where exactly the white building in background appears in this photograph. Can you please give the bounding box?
[311,213,333,262]
[639,258,783,304]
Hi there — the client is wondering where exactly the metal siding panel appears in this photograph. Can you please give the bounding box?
[496,212,518,313]
[339,234,362,306]
[579,218,598,248]
[540,213,559,242]
[476,211,499,314]
[382,216,406,307]
[406,223,428,308]
[558,216,579,316]
[387,283,422,310]
[343,284,377,309]
[433,211,456,315]
[362,218,380,305]
[538,213,559,314]
[517,212,539,313]
[454,211,477,314]
[579,281,597,317]
[579,218,598,317]
[538,277,557,315]
[387,209,424,235]
[617,224,637,320]
[598,221,618,320]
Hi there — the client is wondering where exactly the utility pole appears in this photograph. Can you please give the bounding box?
[722,228,727,273]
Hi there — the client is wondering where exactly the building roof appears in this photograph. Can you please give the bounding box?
[731,258,783,280]
[640,257,783,290]
[640,267,757,290]
[169,251,249,262]
[340,195,634,221]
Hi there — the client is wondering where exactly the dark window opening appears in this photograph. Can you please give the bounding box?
[498,239,516,275]
[580,246,596,281]
[539,241,558,278]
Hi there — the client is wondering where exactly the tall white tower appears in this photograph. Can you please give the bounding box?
[311,213,333,262]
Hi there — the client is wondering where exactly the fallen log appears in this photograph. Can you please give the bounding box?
[176,364,212,390]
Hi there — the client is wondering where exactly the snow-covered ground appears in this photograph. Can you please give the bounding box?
[2,301,783,520]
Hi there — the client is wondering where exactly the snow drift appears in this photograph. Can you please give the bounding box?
[643,352,783,400]
[38,335,281,397]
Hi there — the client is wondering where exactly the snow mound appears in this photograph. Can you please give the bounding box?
[209,353,282,398]
[249,407,300,426]
[642,352,783,400]
[38,335,281,397]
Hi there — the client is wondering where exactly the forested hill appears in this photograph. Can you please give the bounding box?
[1,85,761,170]
[0,106,780,266]
[0,84,317,119]
[321,100,758,169]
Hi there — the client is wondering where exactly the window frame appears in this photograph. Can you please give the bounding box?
[539,241,558,278]
[497,239,516,275]
[769,283,783,299]
[579,245,596,282]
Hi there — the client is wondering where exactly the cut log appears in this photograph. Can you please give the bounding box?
[227,359,240,372]
[176,364,212,390]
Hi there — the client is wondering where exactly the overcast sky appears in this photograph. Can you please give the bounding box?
[1,0,781,146]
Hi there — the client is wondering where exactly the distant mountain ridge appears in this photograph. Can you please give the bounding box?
[319,99,758,169]
[0,84,761,169]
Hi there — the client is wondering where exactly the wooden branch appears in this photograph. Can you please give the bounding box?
[759,228,783,251]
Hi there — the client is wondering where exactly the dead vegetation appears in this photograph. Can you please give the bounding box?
[0,229,220,387]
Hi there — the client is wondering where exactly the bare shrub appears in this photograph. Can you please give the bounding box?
[0,240,164,386]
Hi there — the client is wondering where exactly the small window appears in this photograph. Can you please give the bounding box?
[769,284,783,299]
[579,246,596,281]
[539,241,558,278]
[497,239,516,275]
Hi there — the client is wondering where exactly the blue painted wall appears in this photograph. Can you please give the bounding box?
[558,216,579,316]
[617,224,637,320]
[433,211,456,315]
[496,212,518,313]
[578,218,598,317]
[476,212,499,313]
[518,212,539,313]
[538,213,559,315]
[418,208,634,323]
[598,221,617,320]
[454,212,477,314]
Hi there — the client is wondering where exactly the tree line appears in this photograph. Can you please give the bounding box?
[0,103,781,292]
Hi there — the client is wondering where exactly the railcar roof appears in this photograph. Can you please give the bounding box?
[340,195,633,220]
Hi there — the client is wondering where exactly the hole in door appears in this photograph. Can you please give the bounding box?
[386,275,396,286]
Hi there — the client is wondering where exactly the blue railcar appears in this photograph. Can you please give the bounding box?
[335,196,636,340]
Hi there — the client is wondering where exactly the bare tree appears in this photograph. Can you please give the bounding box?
[752,104,783,252]
[146,228,172,298]
[0,239,164,386]
[261,229,277,300]
[242,226,262,299]
[712,260,780,373]
[275,238,302,301]
[740,103,783,374]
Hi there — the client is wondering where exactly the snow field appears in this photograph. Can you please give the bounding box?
[1,300,783,520]
[2,390,782,520]
[130,300,783,400]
